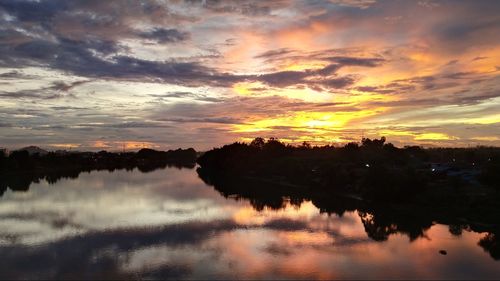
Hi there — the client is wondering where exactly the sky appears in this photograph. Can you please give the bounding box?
[0,0,499,151]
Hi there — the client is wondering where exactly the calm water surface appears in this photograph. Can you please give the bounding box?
[0,167,499,279]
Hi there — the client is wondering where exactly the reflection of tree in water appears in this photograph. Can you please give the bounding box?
[358,211,432,242]
[479,233,500,260]
[312,195,359,217]
[198,168,500,261]
[448,224,470,236]
[198,167,433,242]
[358,212,398,241]
[0,149,196,197]
[197,168,305,211]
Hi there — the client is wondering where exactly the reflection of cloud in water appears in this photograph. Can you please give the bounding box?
[0,168,500,279]
[0,168,241,244]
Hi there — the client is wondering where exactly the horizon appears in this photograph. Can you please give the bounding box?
[1,0,500,151]
[2,136,499,153]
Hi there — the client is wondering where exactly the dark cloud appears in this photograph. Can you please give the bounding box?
[187,0,290,16]
[315,64,342,76]
[0,108,52,118]
[451,90,500,105]
[75,121,172,129]
[150,92,194,98]
[159,117,243,124]
[0,37,230,86]
[0,89,67,100]
[442,71,477,80]
[31,125,69,131]
[326,56,385,67]
[254,48,295,59]
[365,70,499,96]
[0,71,37,79]
[472,56,487,61]
[0,0,386,92]
[253,59,375,90]
[0,0,67,23]
[318,76,357,89]
[138,28,190,43]
[329,0,377,9]
[248,52,385,90]
[2,36,371,91]
[149,92,224,103]
[258,70,309,88]
[0,80,90,100]
[50,106,88,111]
[355,86,393,94]
[437,19,500,43]
[367,98,440,108]
[262,218,309,231]
[0,0,216,86]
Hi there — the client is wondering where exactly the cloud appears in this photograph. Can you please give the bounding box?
[1,0,500,148]
[0,70,37,79]
[0,37,229,86]
[149,96,360,132]
[262,218,309,231]
[1,34,382,91]
[138,28,190,43]
[329,0,377,9]
[257,70,309,88]
[0,0,386,92]
[254,48,296,59]
[327,56,385,67]
[159,117,242,124]
[86,121,172,129]
[451,90,500,105]
[0,80,90,100]
[253,56,383,90]
[149,92,224,103]
[188,0,291,16]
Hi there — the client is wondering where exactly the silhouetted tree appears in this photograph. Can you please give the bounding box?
[0,151,6,171]
[344,142,359,151]
[250,137,265,149]
[262,138,287,156]
[0,148,198,196]
[300,141,311,149]
[361,136,386,148]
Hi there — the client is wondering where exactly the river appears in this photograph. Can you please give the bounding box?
[0,167,498,279]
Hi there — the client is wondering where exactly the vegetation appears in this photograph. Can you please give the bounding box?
[197,137,500,260]
[0,148,197,195]
[198,137,500,198]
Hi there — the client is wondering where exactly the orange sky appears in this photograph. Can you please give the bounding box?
[0,0,499,150]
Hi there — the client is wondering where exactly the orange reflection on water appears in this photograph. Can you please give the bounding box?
[207,219,497,279]
[233,201,320,225]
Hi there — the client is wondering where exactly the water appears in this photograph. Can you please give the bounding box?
[0,167,499,279]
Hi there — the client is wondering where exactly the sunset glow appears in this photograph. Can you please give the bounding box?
[1,0,499,150]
